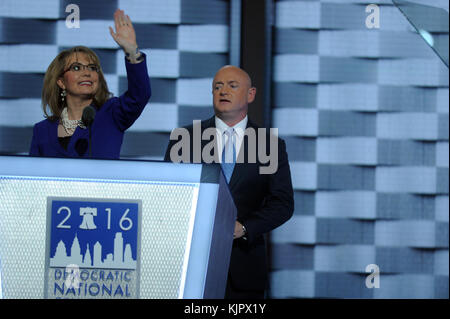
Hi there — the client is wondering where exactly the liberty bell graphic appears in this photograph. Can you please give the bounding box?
[79,207,97,230]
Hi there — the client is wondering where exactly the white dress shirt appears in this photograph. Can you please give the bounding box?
[215,115,248,163]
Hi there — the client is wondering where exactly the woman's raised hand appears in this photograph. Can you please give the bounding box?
[109,9,138,56]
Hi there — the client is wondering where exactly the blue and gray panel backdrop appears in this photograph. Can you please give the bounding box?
[0,0,448,298]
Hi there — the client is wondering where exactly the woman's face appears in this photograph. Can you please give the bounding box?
[57,52,100,102]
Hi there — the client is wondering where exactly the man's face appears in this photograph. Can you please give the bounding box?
[212,66,256,124]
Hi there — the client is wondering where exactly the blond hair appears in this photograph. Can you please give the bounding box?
[42,46,111,120]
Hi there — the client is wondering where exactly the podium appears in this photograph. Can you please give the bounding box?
[0,155,237,299]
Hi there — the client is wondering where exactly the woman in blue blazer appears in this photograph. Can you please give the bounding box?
[29,9,151,159]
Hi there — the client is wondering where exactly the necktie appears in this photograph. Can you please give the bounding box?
[221,128,236,183]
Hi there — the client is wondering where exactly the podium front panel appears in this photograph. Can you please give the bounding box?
[0,156,234,299]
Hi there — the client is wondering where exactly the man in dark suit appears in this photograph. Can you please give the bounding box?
[164,65,294,299]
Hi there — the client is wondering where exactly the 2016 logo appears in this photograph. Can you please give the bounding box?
[45,198,141,299]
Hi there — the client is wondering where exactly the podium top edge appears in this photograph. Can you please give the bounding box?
[0,155,222,184]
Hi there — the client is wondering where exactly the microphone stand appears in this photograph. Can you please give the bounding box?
[82,105,96,159]
[88,125,92,158]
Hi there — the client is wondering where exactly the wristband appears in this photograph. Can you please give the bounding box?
[125,47,144,63]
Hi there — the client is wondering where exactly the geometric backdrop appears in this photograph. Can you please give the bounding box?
[0,0,448,298]
[270,0,448,298]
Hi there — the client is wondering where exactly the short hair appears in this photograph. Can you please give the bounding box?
[41,46,112,120]
[212,65,253,90]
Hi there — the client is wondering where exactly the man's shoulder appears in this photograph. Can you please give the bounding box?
[246,120,286,144]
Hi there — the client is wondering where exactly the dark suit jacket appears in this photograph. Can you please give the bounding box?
[164,116,294,292]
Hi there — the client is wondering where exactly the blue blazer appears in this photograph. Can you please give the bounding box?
[29,55,151,159]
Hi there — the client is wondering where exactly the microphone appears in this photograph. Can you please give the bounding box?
[82,105,96,127]
[82,106,96,158]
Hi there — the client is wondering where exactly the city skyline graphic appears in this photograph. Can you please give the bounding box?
[50,232,136,270]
